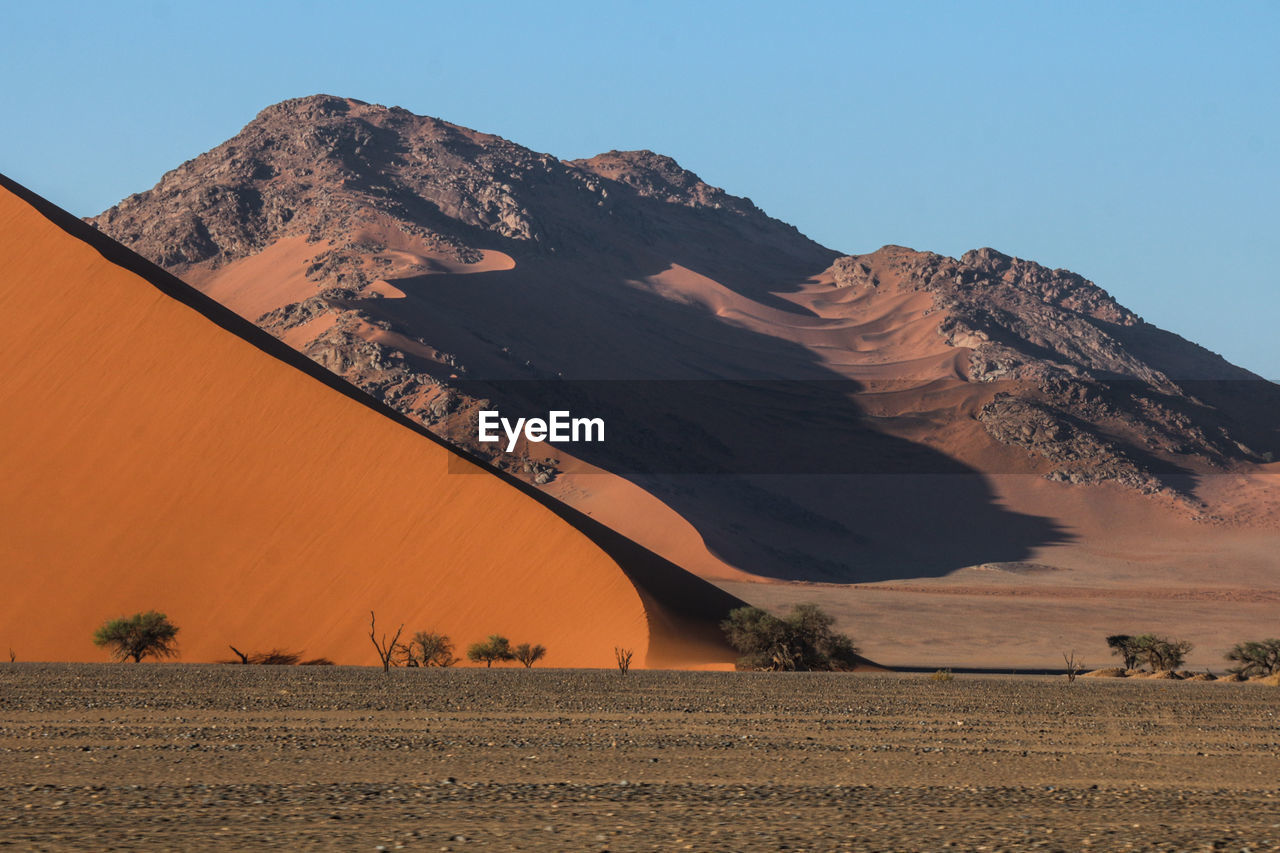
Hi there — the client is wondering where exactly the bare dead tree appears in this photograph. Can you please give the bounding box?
[1063,650,1084,683]
[369,611,404,673]
[614,647,634,676]
[7,649,14,663]
[393,642,417,667]
[228,645,251,664]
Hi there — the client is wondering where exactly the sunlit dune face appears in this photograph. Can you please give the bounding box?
[0,183,734,669]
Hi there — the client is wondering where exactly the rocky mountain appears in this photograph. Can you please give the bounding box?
[90,95,1280,591]
[834,245,1277,493]
[94,95,823,275]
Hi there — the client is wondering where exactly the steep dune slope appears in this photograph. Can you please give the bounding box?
[0,176,740,667]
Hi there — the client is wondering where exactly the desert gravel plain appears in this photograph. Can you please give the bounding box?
[1,665,1278,851]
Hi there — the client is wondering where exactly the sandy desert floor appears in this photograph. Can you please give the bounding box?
[1,664,1278,851]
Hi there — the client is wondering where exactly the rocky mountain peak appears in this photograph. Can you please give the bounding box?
[572,149,759,216]
[956,247,1140,328]
[90,96,815,273]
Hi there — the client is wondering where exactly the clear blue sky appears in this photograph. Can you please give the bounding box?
[3,1,1277,377]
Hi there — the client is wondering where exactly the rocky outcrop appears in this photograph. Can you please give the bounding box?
[570,149,762,216]
[834,245,1277,493]
[92,95,819,271]
[976,395,1161,493]
[831,256,878,290]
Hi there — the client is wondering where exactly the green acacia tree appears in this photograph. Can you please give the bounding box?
[93,611,179,663]
[1133,634,1192,671]
[467,635,514,668]
[721,604,859,671]
[1226,639,1280,677]
[1106,634,1140,670]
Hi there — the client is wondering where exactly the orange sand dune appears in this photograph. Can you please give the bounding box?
[0,177,740,668]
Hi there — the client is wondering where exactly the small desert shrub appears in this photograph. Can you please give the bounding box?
[253,649,302,666]
[721,604,859,672]
[513,643,547,669]
[226,646,329,666]
[930,668,954,682]
[1226,639,1280,678]
[1062,650,1083,683]
[93,611,179,663]
[467,635,514,668]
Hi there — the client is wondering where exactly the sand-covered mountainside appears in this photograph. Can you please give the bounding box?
[0,175,742,667]
[87,96,1280,666]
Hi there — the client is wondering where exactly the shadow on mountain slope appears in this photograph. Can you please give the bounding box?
[363,192,1071,582]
